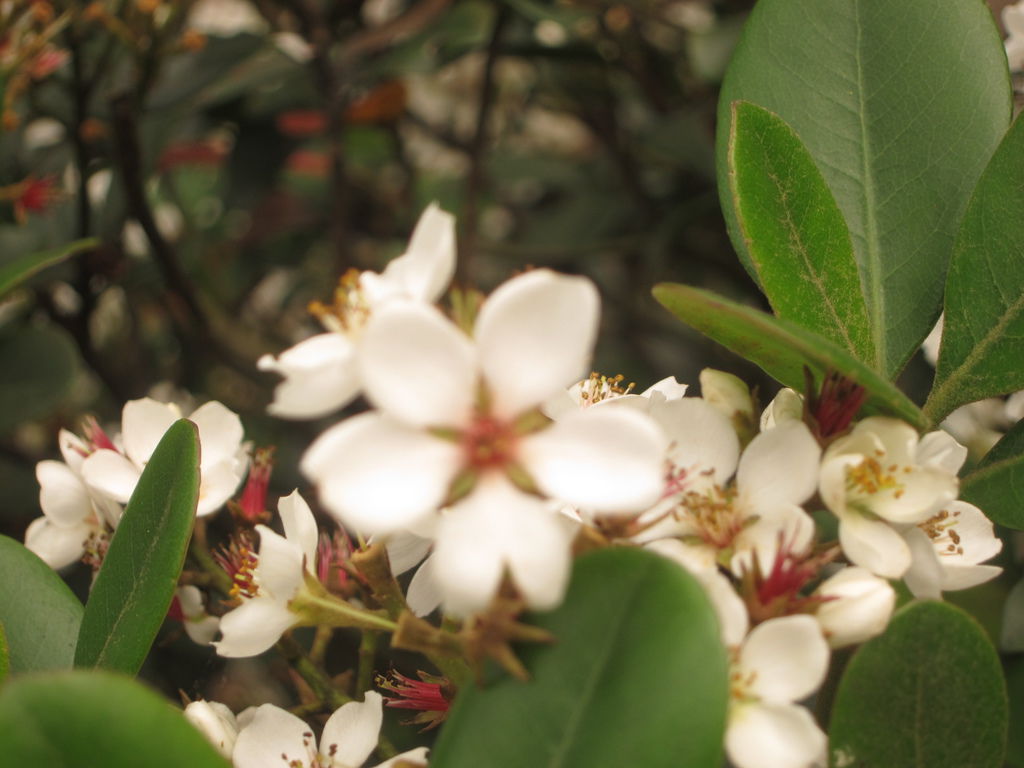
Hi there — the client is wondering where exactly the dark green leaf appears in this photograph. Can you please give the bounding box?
[717,0,1011,377]
[925,115,1024,422]
[0,622,9,684]
[960,419,1024,529]
[430,548,728,768]
[828,601,1006,768]
[652,282,926,429]
[1006,657,1024,768]
[727,101,874,366]
[0,535,83,674]
[0,670,230,767]
[0,325,78,435]
[0,238,97,299]
[74,420,200,675]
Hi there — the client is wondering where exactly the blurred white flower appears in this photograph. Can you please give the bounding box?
[1005,1,1024,72]
[184,700,238,759]
[813,566,894,648]
[258,203,456,419]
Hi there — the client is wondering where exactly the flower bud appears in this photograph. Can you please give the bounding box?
[700,368,755,444]
[760,388,803,431]
[184,700,238,759]
[814,567,895,648]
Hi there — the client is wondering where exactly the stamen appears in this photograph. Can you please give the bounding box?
[307,268,371,334]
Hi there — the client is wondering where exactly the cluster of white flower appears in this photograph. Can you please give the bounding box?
[27,204,1005,768]
[184,692,427,768]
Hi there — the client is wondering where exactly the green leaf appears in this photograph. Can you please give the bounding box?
[1006,657,1024,768]
[0,535,83,674]
[727,101,874,366]
[960,419,1024,529]
[925,115,1024,422]
[652,282,926,430]
[828,601,1006,768]
[0,238,97,300]
[0,325,78,435]
[74,420,200,675]
[717,0,1011,378]
[430,548,728,768]
[0,622,9,685]
[0,670,230,767]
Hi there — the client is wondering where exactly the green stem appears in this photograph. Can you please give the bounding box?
[276,635,351,710]
[310,625,333,666]
[292,589,399,633]
[355,631,379,699]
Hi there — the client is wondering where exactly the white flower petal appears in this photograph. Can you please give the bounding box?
[738,421,821,509]
[640,376,688,402]
[358,302,476,427]
[36,460,91,527]
[814,567,895,648]
[232,704,313,768]
[184,700,238,759]
[377,747,430,768]
[837,512,911,579]
[24,516,90,569]
[902,526,945,600]
[726,702,827,768]
[258,333,361,419]
[378,202,456,303]
[302,413,462,535]
[521,407,667,512]
[215,598,297,658]
[196,458,246,517]
[941,563,1003,591]
[741,615,828,704]
[278,490,319,570]
[406,555,443,617]
[121,398,180,467]
[916,430,967,475]
[475,269,599,418]
[81,449,141,505]
[190,401,245,469]
[384,531,433,576]
[731,505,815,577]
[254,525,304,602]
[760,388,803,431]
[434,477,574,615]
[320,691,384,768]
[58,429,89,472]
[939,501,1003,565]
[650,397,739,487]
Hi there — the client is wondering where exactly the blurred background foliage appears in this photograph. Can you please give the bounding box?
[1,0,1020,734]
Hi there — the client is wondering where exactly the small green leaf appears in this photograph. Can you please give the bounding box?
[0,670,231,767]
[0,325,78,435]
[74,419,200,675]
[0,238,97,299]
[960,420,1024,529]
[652,282,926,429]
[925,115,1024,423]
[430,548,729,768]
[728,101,874,367]
[829,601,1006,768]
[717,0,1010,378]
[0,535,83,674]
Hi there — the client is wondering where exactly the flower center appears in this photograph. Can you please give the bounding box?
[308,268,370,335]
[461,414,517,470]
[845,453,906,499]
[576,371,635,406]
[919,508,964,556]
[678,486,746,551]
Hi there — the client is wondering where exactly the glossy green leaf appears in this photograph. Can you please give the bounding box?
[652,282,926,429]
[960,419,1024,529]
[0,325,78,435]
[0,670,230,767]
[0,238,97,299]
[925,115,1024,422]
[430,548,728,768]
[717,0,1011,378]
[727,101,873,366]
[0,535,83,674]
[1006,657,1024,768]
[74,420,200,675]
[829,601,1006,768]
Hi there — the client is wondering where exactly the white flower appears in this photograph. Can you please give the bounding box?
[258,204,456,419]
[25,429,122,569]
[302,269,667,614]
[175,585,221,646]
[726,616,829,768]
[648,419,821,575]
[819,418,962,578]
[232,693,428,768]
[184,700,238,759]
[813,567,895,648]
[699,368,755,439]
[81,398,249,518]
[543,372,688,418]
[215,491,317,657]
[901,500,1002,599]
